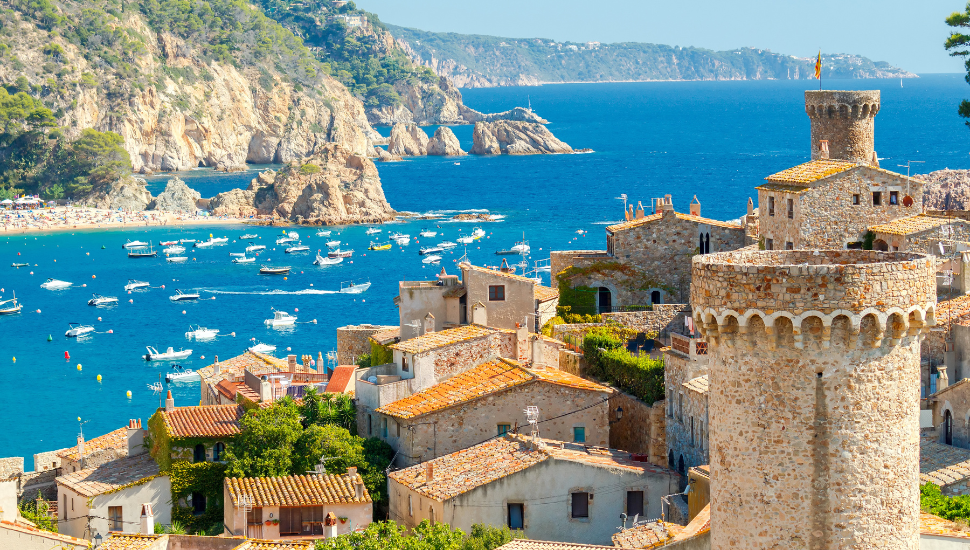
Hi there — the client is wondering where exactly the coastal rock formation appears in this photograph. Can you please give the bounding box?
[211,144,393,224]
[471,121,572,155]
[920,169,970,210]
[427,127,466,156]
[372,147,402,162]
[81,176,153,211]
[478,107,549,124]
[150,177,202,214]
[388,123,430,156]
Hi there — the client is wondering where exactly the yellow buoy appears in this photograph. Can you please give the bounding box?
[97,374,102,382]
[77,417,81,422]
[77,364,82,371]
[126,390,132,398]
[11,357,15,363]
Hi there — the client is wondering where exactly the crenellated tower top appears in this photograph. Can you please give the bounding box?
[805,90,880,165]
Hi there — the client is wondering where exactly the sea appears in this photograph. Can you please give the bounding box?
[1,74,968,462]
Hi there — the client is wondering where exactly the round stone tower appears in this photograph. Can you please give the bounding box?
[691,250,936,550]
[805,90,880,164]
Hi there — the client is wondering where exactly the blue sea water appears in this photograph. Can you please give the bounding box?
[2,75,969,462]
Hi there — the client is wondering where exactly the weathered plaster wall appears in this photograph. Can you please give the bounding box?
[58,476,171,540]
[462,267,537,332]
[336,325,394,365]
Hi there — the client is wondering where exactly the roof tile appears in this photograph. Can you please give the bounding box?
[98,533,160,550]
[683,375,709,395]
[58,427,128,462]
[226,473,371,507]
[606,211,742,233]
[497,541,615,550]
[0,519,89,548]
[389,324,502,354]
[198,351,288,389]
[56,453,159,498]
[764,159,857,184]
[535,285,559,303]
[325,365,357,394]
[612,522,685,548]
[162,404,243,439]
[869,214,955,236]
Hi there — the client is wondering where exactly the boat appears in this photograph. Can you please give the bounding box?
[185,325,219,339]
[160,240,178,246]
[259,265,291,275]
[316,230,332,237]
[169,289,200,301]
[265,309,298,327]
[326,240,341,248]
[419,229,437,237]
[511,235,530,254]
[393,236,410,245]
[495,249,519,255]
[438,241,457,249]
[122,240,149,249]
[163,246,185,254]
[249,341,276,353]
[210,237,229,244]
[240,234,258,239]
[128,246,157,258]
[327,249,353,258]
[41,278,72,290]
[144,346,192,361]
[229,252,246,257]
[276,236,297,245]
[472,227,486,238]
[0,293,21,315]
[457,235,475,244]
[87,294,118,306]
[194,240,213,248]
[389,232,409,240]
[422,255,442,264]
[314,253,343,265]
[65,323,95,337]
[233,256,255,264]
[165,364,200,383]
[125,280,150,291]
[285,243,310,253]
[368,242,392,251]
[246,243,266,253]
[147,382,164,393]
[167,256,188,263]
[179,239,196,244]
[365,227,382,235]
[534,259,551,272]
[11,262,28,267]
[339,280,371,294]
[420,246,444,255]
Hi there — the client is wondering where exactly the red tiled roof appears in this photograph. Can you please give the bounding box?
[671,504,710,542]
[764,159,857,184]
[215,379,239,401]
[535,285,559,303]
[226,473,371,507]
[389,324,502,354]
[0,519,89,548]
[247,540,314,550]
[497,542,615,550]
[921,512,970,540]
[98,533,160,550]
[162,404,243,439]
[325,365,357,394]
[55,453,159,498]
[612,522,684,549]
[606,211,742,232]
[57,426,128,462]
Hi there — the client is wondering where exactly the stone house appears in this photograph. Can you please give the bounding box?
[550,196,748,308]
[224,469,371,540]
[387,434,679,546]
[868,214,970,255]
[57,425,131,474]
[336,324,396,365]
[197,351,289,406]
[664,333,710,477]
[373,358,612,466]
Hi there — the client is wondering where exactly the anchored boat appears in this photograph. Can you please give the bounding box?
[259,265,291,275]
[0,292,22,315]
[233,256,255,264]
[286,243,310,253]
[41,278,72,290]
[246,243,266,253]
[326,240,341,248]
[316,230,332,237]
[185,325,219,339]
[314,252,343,265]
[365,227,382,235]
[88,294,118,306]
[419,229,437,237]
[125,280,150,292]
[339,280,371,294]
[240,233,258,239]
[169,289,200,301]
[167,256,188,263]
[422,255,442,264]
[122,240,149,249]
[368,242,392,251]
[128,245,157,258]
[438,241,457,249]
[327,249,353,259]
[420,246,443,255]
[11,262,28,268]
[65,323,95,338]
[144,346,192,361]
[250,341,276,354]
[165,364,200,382]
[265,309,297,327]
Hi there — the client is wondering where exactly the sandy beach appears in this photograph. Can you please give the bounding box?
[0,206,257,234]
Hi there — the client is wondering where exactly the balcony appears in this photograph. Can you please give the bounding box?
[669,333,708,360]
[354,364,418,412]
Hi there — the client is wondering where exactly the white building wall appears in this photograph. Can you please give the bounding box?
[57,476,170,540]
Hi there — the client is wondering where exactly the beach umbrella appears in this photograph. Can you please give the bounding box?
[1,199,12,204]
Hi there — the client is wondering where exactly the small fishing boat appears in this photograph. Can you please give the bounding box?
[420,246,444,255]
[495,249,518,255]
[122,240,149,249]
[0,292,22,315]
[185,325,219,339]
[165,364,200,383]
[125,280,150,291]
[316,230,332,237]
[210,237,229,244]
[88,294,118,306]
[233,256,255,264]
[438,241,457,249]
[41,278,72,290]
[286,243,310,253]
[128,245,157,258]
[422,255,442,264]
[163,245,185,254]
[179,239,197,244]
[265,309,298,327]
[240,233,258,239]
[394,236,410,245]
[457,235,475,244]
[229,252,246,257]
[339,280,371,294]
[326,240,341,248]
[365,227,382,235]
[160,240,178,246]
[167,256,188,263]
[368,242,392,251]
[147,381,164,393]
[65,323,95,337]
[314,253,343,265]
[144,346,192,361]
[327,249,354,258]
[259,265,291,275]
[419,229,437,237]
[511,236,530,255]
[194,240,213,248]
[169,289,200,301]
[250,341,277,354]
[246,243,266,253]
[11,262,28,268]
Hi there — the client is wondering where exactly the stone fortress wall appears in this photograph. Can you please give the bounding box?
[691,250,935,550]
[806,90,879,163]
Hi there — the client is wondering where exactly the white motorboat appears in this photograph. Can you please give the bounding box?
[0,292,22,315]
[185,325,220,339]
[65,323,95,337]
[194,240,213,248]
[210,237,229,244]
[276,236,297,245]
[169,289,200,301]
[160,240,178,246]
[365,227,382,235]
[389,232,409,240]
[144,346,192,361]
[438,241,457,249]
[122,240,149,249]
[165,364,200,383]
[339,280,371,294]
[259,265,291,275]
[457,235,475,244]
[314,253,343,265]
[249,341,276,354]
[393,236,410,245]
[164,246,185,254]
[125,279,150,291]
[229,252,246,257]
[179,239,197,244]
[167,256,188,263]
[240,233,258,239]
[316,230,332,237]
[327,249,353,258]
[420,246,443,255]
[233,256,255,264]
[41,278,72,290]
[326,240,341,248]
[419,229,437,237]
[422,255,442,264]
[265,309,298,327]
[472,227,486,238]
[511,234,530,254]
[88,294,118,306]
[286,243,310,253]
[128,246,157,258]
[246,243,266,253]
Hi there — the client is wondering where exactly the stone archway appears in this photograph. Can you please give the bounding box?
[874,239,889,252]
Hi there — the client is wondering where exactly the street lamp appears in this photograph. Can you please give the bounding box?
[93,533,102,547]
[610,406,624,425]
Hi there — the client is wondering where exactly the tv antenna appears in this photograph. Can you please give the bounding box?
[615,194,628,215]
[525,406,540,449]
[307,456,340,475]
[897,160,924,204]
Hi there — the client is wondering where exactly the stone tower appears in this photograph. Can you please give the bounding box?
[691,250,936,550]
[805,90,880,164]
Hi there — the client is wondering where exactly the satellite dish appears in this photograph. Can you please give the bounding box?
[902,195,914,207]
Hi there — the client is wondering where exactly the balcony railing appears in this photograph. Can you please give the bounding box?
[670,333,707,357]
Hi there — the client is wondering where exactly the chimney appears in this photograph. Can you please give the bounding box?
[531,335,544,367]
[871,150,880,168]
[346,466,357,476]
[516,324,529,361]
[425,462,434,481]
[690,195,701,217]
[127,419,146,456]
[747,197,754,216]
[938,365,950,392]
[423,313,435,335]
[287,354,297,371]
[140,503,154,535]
[355,481,364,500]
[471,302,487,326]
[819,140,830,160]
[259,376,272,402]
[165,390,175,412]
[626,204,633,221]
[635,201,644,219]
[318,351,326,375]
[661,194,675,218]
[214,356,220,376]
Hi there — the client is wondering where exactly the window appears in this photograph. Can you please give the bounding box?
[651,290,662,305]
[62,495,66,520]
[571,492,589,519]
[508,503,524,529]
[626,491,644,518]
[765,238,774,251]
[786,198,794,219]
[667,391,673,417]
[768,196,775,216]
[382,418,388,438]
[607,234,615,256]
[401,356,409,372]
[396,422,401,438]
[409,495,413,517]
[890,191,899,205]
[497,424,511,436]
[193,444,206,463]
[785,242,794,250]
[573,426,586,443]
[368,414,372,436]
[690,417,695,446]
[488,285,506,301]
[279,507,303,536]
[846,241,863,250]
[700,420,705,450]
[852,194,860,205]
[108,506,123,531]
[873,192,881,206]
[429,505,435,525]
[213,442,225,462]
[192,492,206,515]
[677,393,683,420]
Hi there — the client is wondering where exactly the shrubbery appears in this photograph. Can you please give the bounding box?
[582,328,664,403]
[921,483,970,522]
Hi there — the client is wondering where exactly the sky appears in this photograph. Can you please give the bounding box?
[354,0,967,74]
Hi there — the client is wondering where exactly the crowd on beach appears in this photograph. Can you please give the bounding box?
[0,206,243,233]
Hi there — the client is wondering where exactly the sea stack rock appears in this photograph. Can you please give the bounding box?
[426,127,466,156]
[150,177,202,213]
[471,121,572,155]
[81,176,153,211]
[371,146,402,162]
[387,123,429,156]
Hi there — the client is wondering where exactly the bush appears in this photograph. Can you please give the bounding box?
[582,328,664,402]
[921,483,970,522]
[299,163,321,175]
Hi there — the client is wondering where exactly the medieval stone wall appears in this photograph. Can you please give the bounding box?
[0,458,22,480]
[425,332,516,382]
[607,389,666,466]
[806,90,879,164]
[875,220,970,255]
[602,304,691,337]
[336,324,395,365]
[663,350,709,476]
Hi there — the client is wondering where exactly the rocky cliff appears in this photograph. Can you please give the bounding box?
[150,177,202,213]
[388,123,430,156]
[427,127,466,156]
[472,121,572,155]
[920,170,970,210]
[80,176,153,211]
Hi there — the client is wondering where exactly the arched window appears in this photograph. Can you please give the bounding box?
[705,233,710,254]
[668,450,674,469]
[213,442,225,462]
[651,290,661,305]
[945,410,954,446]
[194,444,206,463]
[699,234,704,253]
[874,239,889,252]
[677,455,686,475]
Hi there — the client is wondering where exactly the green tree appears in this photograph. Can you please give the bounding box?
[946,4,970,126]
[224,398,304,477]
[316,521,524,550]
[921,482,970,521]
[18,493,57,532]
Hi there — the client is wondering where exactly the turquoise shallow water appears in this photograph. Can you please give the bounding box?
[1,75,969,461]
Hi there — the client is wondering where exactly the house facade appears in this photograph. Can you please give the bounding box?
[197,352,289,407]
[664,334,710,477]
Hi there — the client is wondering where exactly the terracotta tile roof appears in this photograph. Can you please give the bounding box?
[377,360,609,419]
[58,427,128,462]
[215,379,240,401]
[162,404,243,439]
[226,473,371,507]
[497,542,615,550]
[462,262,542,284]
[606,211,742,233]
[920,512,970,540]
[98,533,160,550]
[370,327,400,345]
[443,285,467,298]
[0,519,90,548]
[390,324,501,354]
[869,214,955,236]
[246,540,314,550]
[325,365,357,394]
[56,453,160,498]
[535,285,559,303]
[670,503,710,542]
[936,295,970,326]
[764,159,857,184]
[198,351,288,389]
[683,375,709,395]
[921,439,970,487]
[754,182,811,194]
[612,522,685,548]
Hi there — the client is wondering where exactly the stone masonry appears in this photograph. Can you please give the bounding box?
[806,90,880,164]
[692,250,936,550]
[336,324,395,365]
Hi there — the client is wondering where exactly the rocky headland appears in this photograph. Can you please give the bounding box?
[81,176,153,211]
[920,169,970,210]
[471,121,573,155]
[150,177,203,213]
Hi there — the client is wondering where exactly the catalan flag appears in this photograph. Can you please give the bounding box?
[814,51,822,80]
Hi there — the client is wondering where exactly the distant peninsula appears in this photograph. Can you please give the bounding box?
[386,25,917,88]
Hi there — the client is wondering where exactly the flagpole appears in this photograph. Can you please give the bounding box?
[819,49,822,91]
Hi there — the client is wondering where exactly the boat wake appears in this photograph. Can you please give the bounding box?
[203,288,339,296]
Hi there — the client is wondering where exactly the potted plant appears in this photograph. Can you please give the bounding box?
[264,520,272,526]
[272,519,280,526]
[338,517,348,524]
